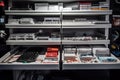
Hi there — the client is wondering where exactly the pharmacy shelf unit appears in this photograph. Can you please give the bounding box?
[0,0,120,70]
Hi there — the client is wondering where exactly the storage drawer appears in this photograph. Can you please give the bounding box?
[0,47,60,70]
[62,47,120,70]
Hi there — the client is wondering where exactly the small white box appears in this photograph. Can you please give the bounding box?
[35,3,48,10]
[78,48,92,55]
[93,48,110,56]
[49,5,59,10]
[58,3,63,10]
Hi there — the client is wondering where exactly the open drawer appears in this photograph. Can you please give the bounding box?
[0,46,60,70]
[62,47,120,70]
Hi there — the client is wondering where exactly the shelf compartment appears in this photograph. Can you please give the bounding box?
[0,47,60,70]
[6,40,61,45]
[62,10,112,15]
[6,23,111,29]
[62,23,111,28]
[62,53,120,70]
[5,23,111,29]
[5,10,61,15]
[5,10,112,15]
[5,24,61,28]
[62,46,120,70]
[62,40,110,45]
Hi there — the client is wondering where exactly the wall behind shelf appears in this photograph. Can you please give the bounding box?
[111,0,120,14]
[110,0,120,79]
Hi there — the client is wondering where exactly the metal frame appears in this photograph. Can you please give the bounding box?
[5,24,61,28]
[6,24,111,28]
[5,10,112,15]
[63,63,120,70]
[12,0,102,2]
[6,40,61,45]
[62,40,110,45]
